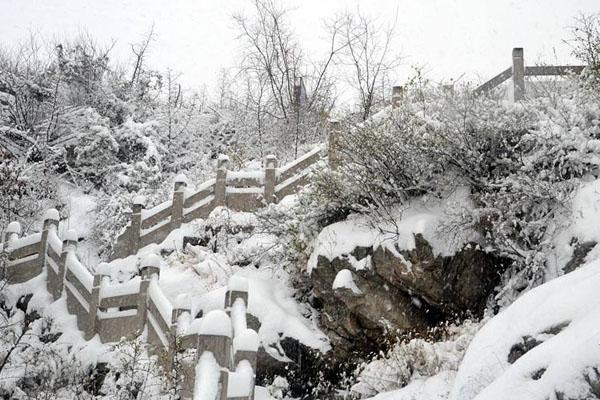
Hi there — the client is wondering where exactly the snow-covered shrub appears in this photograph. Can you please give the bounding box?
[351,319,483,398]
[100,337,173,400]
[0,158,57,233]
[313,79,600,304]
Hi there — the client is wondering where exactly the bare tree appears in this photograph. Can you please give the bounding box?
[568,13,600,69]
[130,24,156,88]
[334,9,401,120]
[233,0,340,159]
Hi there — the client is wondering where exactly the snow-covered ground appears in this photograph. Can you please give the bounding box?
[308,186,479,274]
[103,208,329,356]
[361,179,600,400]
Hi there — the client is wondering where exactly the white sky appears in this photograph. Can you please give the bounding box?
[1,0,598,97]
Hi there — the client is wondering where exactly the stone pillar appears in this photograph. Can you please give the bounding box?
[263,155,278,204]
[40,209,59,273]
[512,48,525,102]
[1,222,20,280]
[129,197,145,255]
[392,85,404,109]
[219,370,229,400]
[172,174,187,229]
[328,120,342,170]
[85,274,102,340]
[3,221,20,244]
[140,254,161,280]
[137,277,150,334]
[58,230,78,300]
[214,155,229,207]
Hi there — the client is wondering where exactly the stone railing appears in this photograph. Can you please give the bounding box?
[473,47,586,102]
[110,145,326,260]
[1,211,259,400]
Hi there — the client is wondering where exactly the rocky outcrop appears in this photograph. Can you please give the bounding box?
[311,234,504,360]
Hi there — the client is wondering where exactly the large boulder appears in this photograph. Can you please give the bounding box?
[311,234,504,360]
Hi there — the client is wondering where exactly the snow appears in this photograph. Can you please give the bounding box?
[233,328,260,353]
[218,154,230,162]
[184,178,216,200]
[231,297,248,336]
[277,145,323,175]
[332,269,362,294]
[6,232,41,251]
[141,199,172,219]
[227,170,264,181]
[64,229,78,242]
[100,276,140,298]
[8,253,38,266]
[47,229,63,254]
[449,258,600,400]
[133,195,147,206]
[43,208,60,221]
[97,308,137,319]
[308,187,479,274]
[194,352,220,400]
[148,278,173,324]
[229,275,249,292]
[141,253,162,269]
[183,194,214,215]
[66,252,94,291]
[198,310,232,337]
[246,277,330,353]
[226,186,263,193]
[58,185,99,267]
[274,168,310,192]
[365,371,455,400]
[6,221,21,234]
[64,281,90,312]
[227,360,255,398]
[174,173,188,185]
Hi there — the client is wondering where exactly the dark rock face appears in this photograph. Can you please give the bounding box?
[507,336,542,364]
[311,234,504,359]
[563,240,597,274]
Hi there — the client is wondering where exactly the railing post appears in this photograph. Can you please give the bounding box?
[1,222,20,280]
[512,47,525,102]
[40,209,59,273]
[328,120,341,170]
[392,85,404,109]
[263,155,278,204]
[214,155,229,207]
[85,274,102,340]
[58,229,78,300]
[138,276,150,334]
[130,196,145,255]
[172,174,187,229]
[3,221,20,244]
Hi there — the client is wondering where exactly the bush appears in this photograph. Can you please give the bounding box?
[311,78,600,304]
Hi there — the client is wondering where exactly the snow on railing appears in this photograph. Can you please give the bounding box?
[3,214,261,398]
[148,278,173,325]
[110,146,327,261]
[65,252,94,292]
